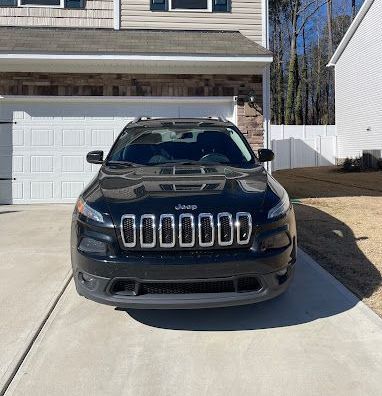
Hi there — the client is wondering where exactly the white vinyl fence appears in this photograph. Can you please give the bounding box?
[270,125,337,171]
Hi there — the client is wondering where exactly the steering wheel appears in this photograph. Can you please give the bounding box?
[200,153,230,163]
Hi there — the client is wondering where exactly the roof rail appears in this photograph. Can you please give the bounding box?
[130,116,152,124]
[129,116,229,125]
[205,116,229,122]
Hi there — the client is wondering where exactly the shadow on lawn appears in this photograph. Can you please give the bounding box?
[124,205,381,330]
[273,167,382,199]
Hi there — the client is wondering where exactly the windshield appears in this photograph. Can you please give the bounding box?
[107,125,256,167]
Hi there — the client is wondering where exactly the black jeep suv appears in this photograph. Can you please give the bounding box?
[71,117,296,309]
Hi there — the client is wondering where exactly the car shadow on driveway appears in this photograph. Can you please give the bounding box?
[125,205,381,331]
[124,256,356,331]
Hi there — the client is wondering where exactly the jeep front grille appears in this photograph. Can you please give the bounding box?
[121,212,252,249]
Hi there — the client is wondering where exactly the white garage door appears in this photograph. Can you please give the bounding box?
[0,97,236,204]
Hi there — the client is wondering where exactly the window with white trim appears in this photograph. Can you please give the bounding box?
[0,0,84,8]
[150,0,231,13]
[19,0,62,6]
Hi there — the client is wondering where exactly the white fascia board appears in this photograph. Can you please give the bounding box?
[0,55,273,74]
[0,95,237,104]
[261,0,270,49]
[328,0,374,66]
[0,53,273,63]
[113,0,120,30]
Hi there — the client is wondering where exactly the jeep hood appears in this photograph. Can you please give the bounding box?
[96,164,270,221]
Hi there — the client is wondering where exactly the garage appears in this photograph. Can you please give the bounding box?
[0,96,236,204]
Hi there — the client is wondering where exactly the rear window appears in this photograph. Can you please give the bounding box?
[107,125,256,167]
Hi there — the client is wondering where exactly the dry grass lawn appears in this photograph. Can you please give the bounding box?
[274,166,382,316]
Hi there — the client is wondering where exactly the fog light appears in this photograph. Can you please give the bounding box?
[277,268,288,276]
[79,237,107,255]
[276,268,289,285]
[78,272,98,291]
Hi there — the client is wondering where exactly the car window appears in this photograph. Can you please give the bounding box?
[107,125,256,167]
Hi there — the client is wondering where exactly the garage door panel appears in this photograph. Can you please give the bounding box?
[30,129,54,147]
[1,98,236,204]
[91,129,115,146]
[62,156,85,173]
[62,129,85,147]
[61,181,85,200]
[12,156,24,173]
[12,182,24,200]
[30,156,54,173]
[30,181,54,200]
[13,128,25,147]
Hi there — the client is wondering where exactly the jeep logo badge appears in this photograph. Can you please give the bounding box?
[175,204,198,211]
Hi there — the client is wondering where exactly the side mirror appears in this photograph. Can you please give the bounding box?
[86,150,104,164]
[258,148,275,163]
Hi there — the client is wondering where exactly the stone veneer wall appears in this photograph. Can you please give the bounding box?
[0,73,264,149]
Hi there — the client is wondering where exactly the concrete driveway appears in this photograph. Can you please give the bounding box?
[1,205,382,396]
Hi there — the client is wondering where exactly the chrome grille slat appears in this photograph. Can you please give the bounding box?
[179,213,195,247]
[217,212,234,246]
[236,212,252,245]
[159,214,175,248]
[121,212,252,249]
[198,213,214,247]
[140,214,156,248]
[121,215,136,248]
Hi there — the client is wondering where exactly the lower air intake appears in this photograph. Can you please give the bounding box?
[110,276,262,296]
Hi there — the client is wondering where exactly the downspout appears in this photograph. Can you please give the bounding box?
[262,0,272,172]
[114,0,121,30]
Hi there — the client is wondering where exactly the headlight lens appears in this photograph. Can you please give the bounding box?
[76,197,104,223]
[268,191,290,219]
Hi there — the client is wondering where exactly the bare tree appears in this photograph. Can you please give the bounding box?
[269,0,360,125]
[285,0,329,124]
[327,0,334,58]
[352,0,356,20]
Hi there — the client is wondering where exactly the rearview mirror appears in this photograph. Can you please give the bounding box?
[86,151,104,164]
[258,149,275,163]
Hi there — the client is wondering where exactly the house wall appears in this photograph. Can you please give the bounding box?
[120,0,263,43]
[0,73,264,149]
[0,0,113,28]
[335,0,382,159]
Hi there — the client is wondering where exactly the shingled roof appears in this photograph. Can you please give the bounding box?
[0,27,272,57]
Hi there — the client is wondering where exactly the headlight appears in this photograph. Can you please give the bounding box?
[268,191,290,219]
[75,197,104,223]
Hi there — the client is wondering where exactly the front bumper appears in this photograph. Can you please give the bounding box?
[72,241,296,309]
[73,264,295,309]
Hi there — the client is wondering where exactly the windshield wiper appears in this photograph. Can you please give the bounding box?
[106,160,140,167]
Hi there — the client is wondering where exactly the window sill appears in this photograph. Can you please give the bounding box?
[169,8,212,13]
[17,4,63,8]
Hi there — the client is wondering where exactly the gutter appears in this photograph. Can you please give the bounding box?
[0,54,273,63]
[327,0,374,66]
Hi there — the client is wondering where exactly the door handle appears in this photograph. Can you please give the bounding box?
[0,121,17,125]
[0,178,16,181]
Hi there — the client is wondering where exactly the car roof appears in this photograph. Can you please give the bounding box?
[127,117,234,128]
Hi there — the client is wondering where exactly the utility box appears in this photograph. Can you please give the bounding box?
[362,150,382,169]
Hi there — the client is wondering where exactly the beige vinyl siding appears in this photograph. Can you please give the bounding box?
[335,0,382,159]
[121,0,263,43]
[0,0,113,28]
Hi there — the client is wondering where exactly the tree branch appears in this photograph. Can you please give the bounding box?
[297,0,329,36]
[297,0,320,15]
